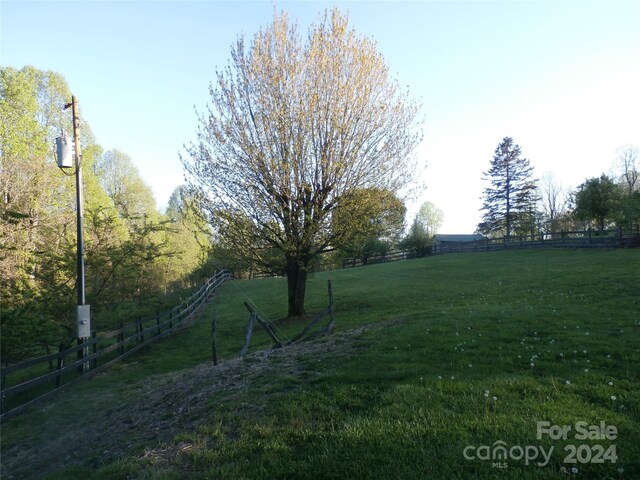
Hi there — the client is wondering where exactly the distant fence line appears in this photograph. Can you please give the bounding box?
[0,270,232,421]
[434,228,640,254]
[342,228,640,269]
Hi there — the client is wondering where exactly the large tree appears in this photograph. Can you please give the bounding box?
[613,145,639,229]
[183,9,422,316]
[573,174,623,231]
[1,67,199,361]
[478,137,537,238]
[1,66,105,359]
[538,171,568,233]
[401,217,431,258]
[416,200,444,238]
[337,188,406,265]
[93,149,157,224]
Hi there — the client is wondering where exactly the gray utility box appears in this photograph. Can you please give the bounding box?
[77,304,91,339]
[56,134,73,169]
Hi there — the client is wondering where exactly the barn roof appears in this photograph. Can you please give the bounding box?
[434,234,486,243]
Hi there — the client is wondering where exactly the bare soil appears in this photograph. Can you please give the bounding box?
[1,322,391,479]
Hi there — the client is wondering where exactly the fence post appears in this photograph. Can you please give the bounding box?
[240,313,256,356]
[0,272,231,418]
[47,345,54,373]
[91,331,97,369]
[1,362,6,391]
[211,311,218,365]
[119,322,125,355]
[76,337,84,374]
[57,344,65,387]
[618,227,623,247]
[327,279,336,330]
[139,318,144,344]
[0,365,4,412]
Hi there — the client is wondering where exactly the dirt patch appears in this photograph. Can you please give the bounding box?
[1,321,400,479]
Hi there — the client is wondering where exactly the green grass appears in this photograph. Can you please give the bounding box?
[1,249,639,479]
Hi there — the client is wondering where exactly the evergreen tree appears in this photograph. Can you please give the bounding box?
[478,137,537,238]
[400,217,431,257]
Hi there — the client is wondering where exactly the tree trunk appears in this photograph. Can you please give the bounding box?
[286,256,308,318]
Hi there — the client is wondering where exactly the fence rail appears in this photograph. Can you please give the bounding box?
[343,228,640,268]
[433,228,640,254]
[0,270,232,421]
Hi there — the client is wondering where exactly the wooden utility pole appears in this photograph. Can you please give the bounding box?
[67,96,86,307]
[64,96,90,373]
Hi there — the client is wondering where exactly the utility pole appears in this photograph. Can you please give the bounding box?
[57,96,90,372]
[68,96,86,307]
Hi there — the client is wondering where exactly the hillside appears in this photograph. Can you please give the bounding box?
[1,249,639,479]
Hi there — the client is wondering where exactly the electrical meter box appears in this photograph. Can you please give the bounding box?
[56,135,73,168]
[77,304,91,339]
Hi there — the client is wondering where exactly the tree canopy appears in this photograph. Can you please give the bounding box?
[573,174,623,231]
[478,137,538,238]
[416,201,444,238]
[1,66,211,362]
[183,9,422,316]
[613,145,639,229]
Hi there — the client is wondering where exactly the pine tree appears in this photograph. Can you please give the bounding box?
[478,137,537,238]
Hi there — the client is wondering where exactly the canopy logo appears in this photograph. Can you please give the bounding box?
[463,441,553,467]
[463,420,618,469]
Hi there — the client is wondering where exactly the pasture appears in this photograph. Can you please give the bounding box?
[1,249,638,479]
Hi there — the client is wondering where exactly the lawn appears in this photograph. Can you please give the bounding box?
[1,249,638,479]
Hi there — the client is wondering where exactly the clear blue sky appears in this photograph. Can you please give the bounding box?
[2,0,639,233]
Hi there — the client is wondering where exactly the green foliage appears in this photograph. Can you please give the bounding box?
[572,174,623,230]
[416,200,443,237]
[626,190,640,229]
[1,67,211,362]
[614,145,639,229]
[400,217,431,257]
[479,137,539,238]
[93,149,157,224]
[336,188,406,264]
[1,66,81,359]
[183,9,421,316]
[0,67,48,161]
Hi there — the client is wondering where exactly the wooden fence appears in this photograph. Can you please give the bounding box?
[0,270,231,421]
[433,228,640,255]
[239,280,336,355]
[343,228,640,268]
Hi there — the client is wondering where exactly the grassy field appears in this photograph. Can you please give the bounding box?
[1,249,639,479]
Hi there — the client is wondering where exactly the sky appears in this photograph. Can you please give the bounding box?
[2,0,639,233]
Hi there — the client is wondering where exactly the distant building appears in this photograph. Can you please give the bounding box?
[433,234,486,253]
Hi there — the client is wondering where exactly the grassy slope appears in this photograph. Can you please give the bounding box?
[1,249,639,479]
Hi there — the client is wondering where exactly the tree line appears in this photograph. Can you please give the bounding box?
[1,67,213,362]
[478,137,639,238]
[4,9,637,363]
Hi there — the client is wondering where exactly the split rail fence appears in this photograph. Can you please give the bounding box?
[433,228,640,255]
[342,228,640,268]
[239,280,336,356]
[0,270,231,421]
